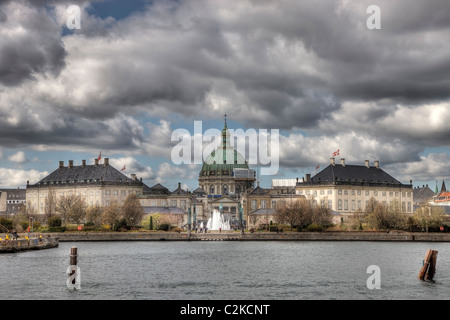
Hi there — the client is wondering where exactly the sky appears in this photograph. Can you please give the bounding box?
[0,0,449,192]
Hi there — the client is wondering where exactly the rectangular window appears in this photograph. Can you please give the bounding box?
[382,191,386,196]
[357,190,361,195]
[374,191,378,196]
[151,200,156,206]
[389,192,394,197]
[171,200,177,207]
[261,200,267,209]
[402,202,406,212]
[352,200,356,211]
[181,200,186,210]
[365,191,370,196]
[251,200,257,210]
[344,190,348,195]
[272,200,277,208]
[402,192,406,197]
[113,190,118,195]
[106,190,111,195]
[320,190,325,195]
[407,202,411,212]
[121,190,127,196]
[351,190,355,195]
[297,190,303,195]
[358,200,362,210]
[327,189,332,195]
[344,200,348,210]
[338,189,342,195]
[305,190,310,195]
[338,199,342,210]
[328,200,332,209]
[313,190,317,196]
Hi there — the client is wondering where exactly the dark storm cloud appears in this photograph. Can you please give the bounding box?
[1,0,450,175]
[0,1,66,86]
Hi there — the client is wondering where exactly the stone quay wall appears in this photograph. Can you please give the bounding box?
[48,231,450,242]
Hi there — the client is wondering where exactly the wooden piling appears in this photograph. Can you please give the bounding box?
[69,247,78,285]
[418,249,438,281]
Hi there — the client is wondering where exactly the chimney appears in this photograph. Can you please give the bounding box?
[59,161,64,169]
[374,160,379,169]
[340,158,345,167]
[104,158,109,166]
[68,160,73,168]
[178,182,181,189]
[82,160,86,167]
[95,158,99,166]
[330,158,335,166]
[365,160,369,168]
[306,173,311,182]
[131,174,136,181]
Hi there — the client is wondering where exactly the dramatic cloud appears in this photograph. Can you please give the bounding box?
[0,168,48,188]
[0,1,66,86]
[0,0,449,186]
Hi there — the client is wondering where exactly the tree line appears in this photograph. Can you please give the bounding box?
[273,198,334,231]
[41,191,145,229]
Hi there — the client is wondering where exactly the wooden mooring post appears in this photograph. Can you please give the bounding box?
[418,249,438,281]
[67,246,81,289]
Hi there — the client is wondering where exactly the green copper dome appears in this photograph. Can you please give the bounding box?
[200,117,249,177]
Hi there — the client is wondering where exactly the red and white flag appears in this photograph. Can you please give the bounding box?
[316,164,320,170]
[332,149,340,157]
[121,165,126,171]
[98,151,102,160]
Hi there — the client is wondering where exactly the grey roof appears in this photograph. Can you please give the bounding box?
[193,187,206,195]
[29,162,140,188]
[302,164,408,187]
[249,186,267,195]
[250,208,276,215]
[143,206,186,214]
[413,186,435,203]
[144,183,170,195]
[171,186,187,195]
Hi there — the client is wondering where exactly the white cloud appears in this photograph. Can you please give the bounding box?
[109,156,155,180]
[8,151,27,164]
[0,168,48,188]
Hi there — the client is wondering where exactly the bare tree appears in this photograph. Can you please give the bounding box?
[86,205,103,226]
[122,193,145,227]
[67,195,87,224]
[44,188,57,222]
[102,200,122,227]
[413,205,444,232]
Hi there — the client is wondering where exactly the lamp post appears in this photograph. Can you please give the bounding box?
[193,203,196,232]
[188,207,191,238]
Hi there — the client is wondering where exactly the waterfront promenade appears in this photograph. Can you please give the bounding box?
[14,231,450,242]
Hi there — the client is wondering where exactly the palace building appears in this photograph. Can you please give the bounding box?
[295,158,414,218]
[26,158,144,214]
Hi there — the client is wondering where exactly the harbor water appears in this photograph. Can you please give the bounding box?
[0,241,449,300]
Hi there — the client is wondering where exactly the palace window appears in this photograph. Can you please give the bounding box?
[338,199,342,210]
[251,200,257,210]
[261,200,267,209]
[344,200,348,210]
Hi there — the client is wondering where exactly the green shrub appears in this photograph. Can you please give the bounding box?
[47,216,62,227]
[0,217,13,231]
[307,223,323,232]
[157,223,171,231]
[48,226,66,232]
